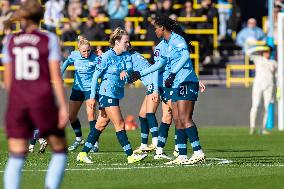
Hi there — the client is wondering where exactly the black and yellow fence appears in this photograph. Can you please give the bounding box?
[3,16,218,49]
[226,64,255,88]
[0,40,200,87]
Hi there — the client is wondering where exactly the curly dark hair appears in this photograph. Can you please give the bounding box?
[154,15,194,52]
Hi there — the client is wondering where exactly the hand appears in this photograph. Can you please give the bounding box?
[199,81,206,93]
[165,73,176,88]
[128,71,141,83]
[88,98,96,110]
[152,91,159,103]
[120,70,128,80]
[58,105,68,129]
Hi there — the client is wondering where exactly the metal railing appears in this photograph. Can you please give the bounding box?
[226,64,255,88]
[0,40,200,87]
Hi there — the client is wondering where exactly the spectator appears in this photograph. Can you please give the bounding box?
[145,2,161,18]
[67,0,84,19]
[195,0,218,65]
[130,0,148,16]
[160,0,173,17]
[60,22,78,59]
[124,20,140,41]
[227,0,241,38]
[88,4,102,18]
[87,0,108,12]
[218,0,232,40]
[236,18,266,52]
[108,0,129,30]
[43,0,65,33]
[80,16,107,41]
[0,0,13,33]
[179,1,196,29]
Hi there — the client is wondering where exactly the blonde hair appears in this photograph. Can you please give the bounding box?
[77,35,90,49]
[109,27,128,48]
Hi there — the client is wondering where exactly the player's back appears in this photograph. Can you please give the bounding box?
[5,30,58,108]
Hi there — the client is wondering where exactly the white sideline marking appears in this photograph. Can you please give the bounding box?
[1,158,284,173]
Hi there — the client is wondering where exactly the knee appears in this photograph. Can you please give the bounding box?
[139,112,146,118]
[69,114,77,123]
[113,119,125,131]
[96,120,108,131]
[162,112,172,124]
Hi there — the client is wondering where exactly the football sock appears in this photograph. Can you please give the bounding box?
[71,118,82,138]
[89,120,97,130]
[30,129,39,145]
[146,113,158,144]
[146,113,158,138]
[45,153,67,189]
[157,122,170,148]
[82,127,102,153]
[4,154,25,189]
[177,129,188,156]
[175,128,178,151]
[94,141,99,148]
[116,130,133,156]
[139,116,149,145]
[30,139,37,146]
[185,125,202,153]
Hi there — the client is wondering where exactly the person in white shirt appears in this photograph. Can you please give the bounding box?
[43,0,65,32]
[247,46,277,135]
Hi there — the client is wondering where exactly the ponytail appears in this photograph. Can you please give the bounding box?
[169,19,193,52]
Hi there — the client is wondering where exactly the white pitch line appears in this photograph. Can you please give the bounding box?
[1,164,284,173]
[0,158,283,173]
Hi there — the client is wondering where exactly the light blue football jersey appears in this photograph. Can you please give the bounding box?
[130,51,158,91]
[61,51,99,91]
[90,48,132,99]
[166,32,198,88]
[137,40,169,89]
[153,40,171,88]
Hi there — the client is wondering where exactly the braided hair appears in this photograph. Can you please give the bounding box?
[154,15,194,52]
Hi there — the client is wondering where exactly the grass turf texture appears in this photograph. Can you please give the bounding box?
[0,127,284,189]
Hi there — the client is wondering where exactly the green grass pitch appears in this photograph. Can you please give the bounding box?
[0,126,284,189]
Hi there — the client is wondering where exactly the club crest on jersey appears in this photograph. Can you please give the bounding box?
[97,57,102,64]
[154,49,160,57]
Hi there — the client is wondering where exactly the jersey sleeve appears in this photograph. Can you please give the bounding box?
[174,37,189,53]
[140,56,167,76]
[90,54,108,98]
[48,32,61,62]
[61,52,75,75]
[124,53,133,73]
[171,37,191,74]
[152,70,159,92]
[1,35,12,64]
[171,50,190,74]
